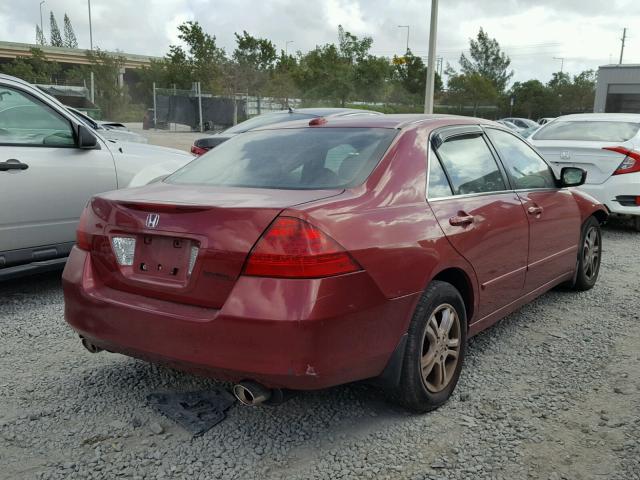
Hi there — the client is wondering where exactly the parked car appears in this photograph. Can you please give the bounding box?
[63,114,607,412]
[0,74,194,279]
[496,119,522,132]
[66,107,148,144]
[537,117,556,125]
[190,108,382,155]
[500,117,540,130]
[519,125,540,139]
[530,113,640,230]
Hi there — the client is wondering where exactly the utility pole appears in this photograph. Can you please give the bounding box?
[619,27,627,64]
[424,0,438,114]
[39,1,45,43]
[88,0,94,104]
[553,57,565,73]
[285,40,293,56]
[397,25,410,53]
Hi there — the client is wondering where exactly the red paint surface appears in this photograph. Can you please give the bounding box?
[63,115,607,390]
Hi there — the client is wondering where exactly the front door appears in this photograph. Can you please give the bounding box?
[427,127,530,320]
[485,128,581,292]
[0,83,117,256]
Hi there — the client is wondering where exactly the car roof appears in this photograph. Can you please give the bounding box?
[554,113,640,122]
[251,114,499,131]
[265,107,381,117]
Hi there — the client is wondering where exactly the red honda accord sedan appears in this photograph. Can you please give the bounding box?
[63,115,607,412]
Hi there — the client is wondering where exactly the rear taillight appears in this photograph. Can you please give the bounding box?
[76,204,92,250]
[243,217,360,278]
[603,146,640,175]
[190,144,209,156]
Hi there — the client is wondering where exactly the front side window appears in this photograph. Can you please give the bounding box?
[0,86,74,146]
[167,128,396,190]
[436,134,507,195]
[486,128,556,189]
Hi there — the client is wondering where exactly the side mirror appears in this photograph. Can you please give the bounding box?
[560,167,587,187]
[77,124,99,149]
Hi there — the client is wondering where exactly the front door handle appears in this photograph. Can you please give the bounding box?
[527,205,544,216]
[0,159,29,171]
[449,214,475,226]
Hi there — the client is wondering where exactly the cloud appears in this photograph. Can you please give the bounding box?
[0,0,638,84]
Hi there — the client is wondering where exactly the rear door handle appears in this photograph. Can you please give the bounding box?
[0,159,29,171]
[527,205,543,216]
[449,214,475,226]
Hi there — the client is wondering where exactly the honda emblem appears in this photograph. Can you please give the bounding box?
[560,151,571,160]
[145,213,160,228]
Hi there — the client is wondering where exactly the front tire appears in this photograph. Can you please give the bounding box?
[573,216,602,291]
[393,281,467,413]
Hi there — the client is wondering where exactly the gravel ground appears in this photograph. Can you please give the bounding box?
[1,222,638,480]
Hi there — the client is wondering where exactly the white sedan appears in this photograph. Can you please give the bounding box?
[530,113,640,230]
[0,74,194,279]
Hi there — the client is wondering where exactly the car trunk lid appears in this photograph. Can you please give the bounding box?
[90,184,343,308]
[533,140,634,184]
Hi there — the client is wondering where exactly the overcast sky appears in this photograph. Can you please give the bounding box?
[1,0,639,85]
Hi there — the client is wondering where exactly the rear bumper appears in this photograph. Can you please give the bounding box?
[579,173,640,216]
[62,247,417,390]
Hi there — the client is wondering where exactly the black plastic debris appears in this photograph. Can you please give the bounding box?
[147,389,235,436]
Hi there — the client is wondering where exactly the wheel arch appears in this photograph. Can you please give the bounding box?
[431,267,475,323]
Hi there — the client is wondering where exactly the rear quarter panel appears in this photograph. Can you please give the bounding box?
[286,124,480,334]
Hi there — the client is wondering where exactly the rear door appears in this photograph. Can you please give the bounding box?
[485,128,581,292]
[427,126,529,319]
[0,81,116,259]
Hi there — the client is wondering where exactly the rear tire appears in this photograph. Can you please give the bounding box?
[393,281,467,413]
[633,216,640,232]
[572,216,602,291]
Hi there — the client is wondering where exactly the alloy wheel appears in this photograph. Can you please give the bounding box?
[420,303,461,393]
[582,226,600,280]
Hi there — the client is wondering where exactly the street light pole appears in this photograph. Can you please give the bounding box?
[424,0,438,114]
[285,40,293,56]
[397,25,410,53]
[87,0,93,50]
[39,1,45,44]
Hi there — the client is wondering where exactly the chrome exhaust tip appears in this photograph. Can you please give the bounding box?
[81,337,103,354]
[232,381,272,406]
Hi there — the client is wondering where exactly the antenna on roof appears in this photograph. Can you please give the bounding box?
[288,106,294,113]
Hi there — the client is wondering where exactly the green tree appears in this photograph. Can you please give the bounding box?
[0,48,60,83]
[508,79,554,119]
[295,43,352,105]
[458,28,513,93]
[35,25,46,46]
[446,72,498,116]
[232,31,277,97]
[173,21,226,92]
[390,50,442,104]
[49,12,63,47]
[63,14,78,49]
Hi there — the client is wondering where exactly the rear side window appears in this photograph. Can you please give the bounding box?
[486,128,556,189]
[167,128,396,190]
[533,121,640,142]
[436,134,506,195]
[427,149,453,198]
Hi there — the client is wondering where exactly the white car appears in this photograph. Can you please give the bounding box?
[530,113,640,230]
[67,107,148,144]
[537,117,556,125]
[0,74,194,279]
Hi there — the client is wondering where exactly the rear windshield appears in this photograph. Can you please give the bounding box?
[167,128,397,190]
[224,112,314,134]
[533,120,640,142]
